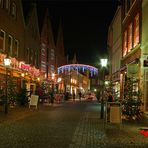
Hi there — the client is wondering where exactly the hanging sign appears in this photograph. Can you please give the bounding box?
[127,64,138,78]
[144,60,148,67]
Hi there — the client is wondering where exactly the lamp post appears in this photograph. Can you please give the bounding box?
[4,57,11,114]
[100,58,108,119]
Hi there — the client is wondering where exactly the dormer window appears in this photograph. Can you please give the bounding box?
[14,39,19,57]
[51,49,55,60]
[11,2,16,19]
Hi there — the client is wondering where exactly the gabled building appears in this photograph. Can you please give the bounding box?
[39,9,56,82]
[56,19,66,67]
[23,3,40,92]
[24,3,40,69]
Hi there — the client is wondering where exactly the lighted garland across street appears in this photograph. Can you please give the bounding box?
[58,64,98,77]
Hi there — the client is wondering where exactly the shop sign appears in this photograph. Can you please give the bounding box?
[127,64,138,78]
[144,60,148,67]
[19,62,30,71]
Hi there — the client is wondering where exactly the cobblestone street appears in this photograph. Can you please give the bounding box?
[0,100,148,148]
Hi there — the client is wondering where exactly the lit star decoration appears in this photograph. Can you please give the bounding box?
[58,64,98,77]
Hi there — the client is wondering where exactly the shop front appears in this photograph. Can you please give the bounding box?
[0,54,40,97]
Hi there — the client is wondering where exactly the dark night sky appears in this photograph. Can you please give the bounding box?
[24,0,119,66]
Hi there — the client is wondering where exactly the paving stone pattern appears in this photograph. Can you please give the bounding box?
[0,101,148,148]
[69,103,148,148]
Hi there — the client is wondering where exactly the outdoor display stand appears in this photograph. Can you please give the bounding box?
[105,102,122,127]
[29,95,39,109]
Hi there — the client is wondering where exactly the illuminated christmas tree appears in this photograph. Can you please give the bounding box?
[122,77,142,120]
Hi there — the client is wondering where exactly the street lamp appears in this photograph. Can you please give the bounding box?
[4,57,11,114]
[100,58,108,119]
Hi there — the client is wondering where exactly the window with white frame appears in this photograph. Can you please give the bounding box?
[8,35,13,55]
[51,49,55,60]
[34,52,37,65]
[30,50,33,63]
[14,39,19,57]
[11,2,16,18]
[124,0,128,15]
[51,65,54,72]
[0,0,4,8]
[26,48,29,63]
[6,0,10,12]
[0,30,5,51]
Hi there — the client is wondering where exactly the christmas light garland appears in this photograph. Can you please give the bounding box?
[58,64,98,77]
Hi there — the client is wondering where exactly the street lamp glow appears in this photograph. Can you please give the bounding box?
[100,59,108,67]
[4,57,11,114]
[37,77,40,81]
[105,81,109,85]
[57,77,62,83]
[51,73,55,79]
[4,58,11,66]
[21,73,25,77]
[100,58,108,119]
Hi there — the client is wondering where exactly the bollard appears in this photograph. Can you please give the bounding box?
[100,99,104,119]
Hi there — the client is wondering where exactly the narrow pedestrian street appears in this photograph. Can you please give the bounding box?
[0,100,148,148]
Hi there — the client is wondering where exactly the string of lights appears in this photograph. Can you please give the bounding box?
[58,64,98,77]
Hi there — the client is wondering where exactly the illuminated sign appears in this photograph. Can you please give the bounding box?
[19,62,30,71]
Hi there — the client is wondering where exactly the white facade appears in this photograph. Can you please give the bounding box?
[108,6,122,100]
[111,6,122,75]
